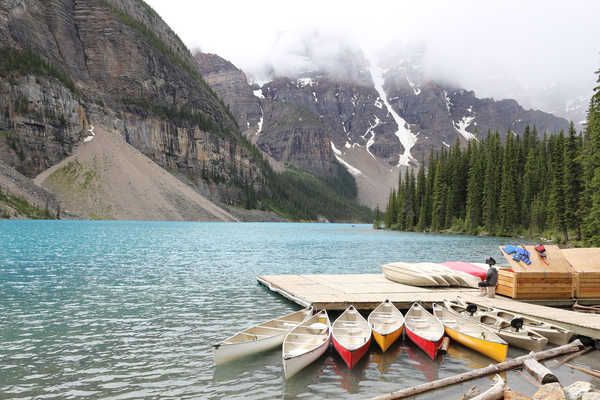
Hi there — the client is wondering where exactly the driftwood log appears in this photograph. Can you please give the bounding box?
[566,363,600,378]
[523,356,558,384]
[517,370,541,388]
[552,347,592,367]
[470,375,505,400]
[368,339,584,400]
[440,337,451,354]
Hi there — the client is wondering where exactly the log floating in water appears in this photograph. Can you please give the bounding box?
[440,337,450,354]
[470,375,505,400]
[368,339,584,400]
[523,356,558,384]
[517,370,541,388]
[565,363,600,379]
[552,347,592,367]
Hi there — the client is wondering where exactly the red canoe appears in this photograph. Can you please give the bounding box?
[332,305,372,369]
[442,261,488,280]
[404,303,445,360]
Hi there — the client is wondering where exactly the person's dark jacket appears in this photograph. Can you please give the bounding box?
[485,267,498,286]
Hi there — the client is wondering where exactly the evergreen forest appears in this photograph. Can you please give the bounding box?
[378,68,600,246]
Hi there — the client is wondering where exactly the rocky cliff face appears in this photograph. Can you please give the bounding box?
[0,0,266,210]
[194,52,262,136]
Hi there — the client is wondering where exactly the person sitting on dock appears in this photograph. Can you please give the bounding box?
[478,257,498,298]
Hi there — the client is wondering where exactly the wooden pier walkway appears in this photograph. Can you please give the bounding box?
[257,273,600,339]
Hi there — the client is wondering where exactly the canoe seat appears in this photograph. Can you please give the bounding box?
[308,323,328,330]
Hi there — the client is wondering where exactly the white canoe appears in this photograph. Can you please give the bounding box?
[453,297,572,345]
[415,262,464,286]
[283,309,331,379]
[444,299,548,352]
[381,262,448,287]
[417,262,481,288]
[214,307,313,365]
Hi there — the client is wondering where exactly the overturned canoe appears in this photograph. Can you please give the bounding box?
[381,262,449,287]
[444,299,548,352]
[442,261,488,280]
[283,309,331,379]
[433,303,508,362]
[214,307,313,365]
[368,299,404,352]
[405,303,445,360]
[418,262,481,288]
[332,305,372,369]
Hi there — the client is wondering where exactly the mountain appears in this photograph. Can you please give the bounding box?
[0,0,374,222]
[194,49,570,209]
[0,0,265,216]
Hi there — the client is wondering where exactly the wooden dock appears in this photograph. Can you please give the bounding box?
[257,273,600,339]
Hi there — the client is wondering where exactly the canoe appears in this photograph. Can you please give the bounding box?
[381,262,448,287]
[214,307,313,365]
[454,297,572,345]
[368,299,404,352]
[283,309,331,379]
[442,261,488,280]
[433,303,508,362]
[444,299,548,352]
[414,262,462,286]
[332,305,372,368]
[417,262,481,288]
[405,302,445,359]
[486,308,572,345]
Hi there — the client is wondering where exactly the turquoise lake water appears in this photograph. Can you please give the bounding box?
[2,221,594,400]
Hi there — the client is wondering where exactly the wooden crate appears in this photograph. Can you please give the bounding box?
[574,272,600,299]
[561,248,600,299]
[496,269,573,299]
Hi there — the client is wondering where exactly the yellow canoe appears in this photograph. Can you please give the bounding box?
[368,299,405,352]
[433,304,508,362]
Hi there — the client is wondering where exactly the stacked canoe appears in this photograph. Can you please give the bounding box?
[381,261,482,288]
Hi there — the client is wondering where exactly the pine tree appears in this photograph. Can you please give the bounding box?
[482,132,500,234]
[563,122,582,240]
[549,131,567,240]
[499,131,517,235]
[465,140,484,233]
[431,161,446,231]
[582,67,600,245]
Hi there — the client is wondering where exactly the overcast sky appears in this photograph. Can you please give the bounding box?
[146,0,600,108]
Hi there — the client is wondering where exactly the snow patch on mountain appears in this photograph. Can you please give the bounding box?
[361,116,381,160]
[255,106,264,136]
[453,116,477,141]
[444,90,452,113]
[253,89,264,99]
[330,141,362,176]
[296,77,316,88]
[406,76,421,95]
[368,62,417,167]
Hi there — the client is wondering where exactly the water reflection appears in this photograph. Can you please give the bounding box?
[283,354,330,399]
[404,341,442,381]
[368,340,403,374]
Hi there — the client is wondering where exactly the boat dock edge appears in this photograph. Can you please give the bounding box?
[257,275,312,308]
